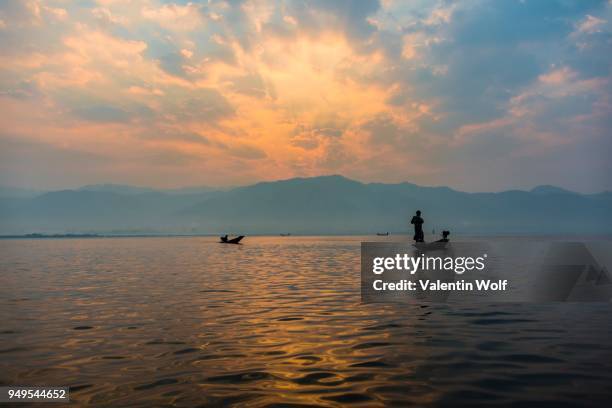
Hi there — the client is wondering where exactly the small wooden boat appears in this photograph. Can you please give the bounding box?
[219,235,244,244]
[376,232,389,236]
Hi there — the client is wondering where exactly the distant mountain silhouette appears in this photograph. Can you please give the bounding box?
[530,185,577,195]
[1,175,610,235]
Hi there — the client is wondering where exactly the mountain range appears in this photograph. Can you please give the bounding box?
[1,175,610,235]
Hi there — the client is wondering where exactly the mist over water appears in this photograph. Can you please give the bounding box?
[1,236,612,407]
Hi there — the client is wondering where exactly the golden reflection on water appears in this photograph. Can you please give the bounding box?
[1,236,612,407]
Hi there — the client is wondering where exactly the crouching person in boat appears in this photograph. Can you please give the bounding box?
[435,230,450,243]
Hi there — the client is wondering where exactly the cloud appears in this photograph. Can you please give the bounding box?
[147,149,201,166]
[454,64,610,155]
[1,0,611,192]
[168,88,235,122]
[577,14,607,34]
[305,0,381,41]
[0,1,42,27]
[0,80,42,99]
[63,30,147,61]
[91,7,126,27]
[538,67,577,85]
[317,139,350,170]
[291,136,319,150]
[157,51,190,78]
[227,71,271,98]
[139,129,211,145]
[228,144,267,160]
[289,122,345,152]
[72,105,131,123]
[127,85,164,96]
[361,113,405,146]
[141,2,205,31]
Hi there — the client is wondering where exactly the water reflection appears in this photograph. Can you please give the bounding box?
[1,236,611,407]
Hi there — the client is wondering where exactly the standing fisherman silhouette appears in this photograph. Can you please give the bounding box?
[411,210,425,243]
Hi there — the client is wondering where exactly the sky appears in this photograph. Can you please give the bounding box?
[0,0,611,193]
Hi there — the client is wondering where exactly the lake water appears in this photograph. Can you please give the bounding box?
[1,236,612,407]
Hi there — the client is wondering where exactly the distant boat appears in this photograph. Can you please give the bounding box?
[376,232,389,236]
[280,233,291,236]
[219,235,244,244]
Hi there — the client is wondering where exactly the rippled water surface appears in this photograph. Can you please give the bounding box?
[1,236,612,407]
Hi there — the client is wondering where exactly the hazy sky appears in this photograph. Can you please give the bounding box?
[0,0,611,192]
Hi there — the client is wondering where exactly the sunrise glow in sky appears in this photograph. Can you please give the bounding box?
[1,0,611,192]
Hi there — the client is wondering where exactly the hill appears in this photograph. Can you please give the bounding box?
[1,176,610,235]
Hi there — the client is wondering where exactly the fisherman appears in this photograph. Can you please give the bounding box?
[411,210,425,243]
